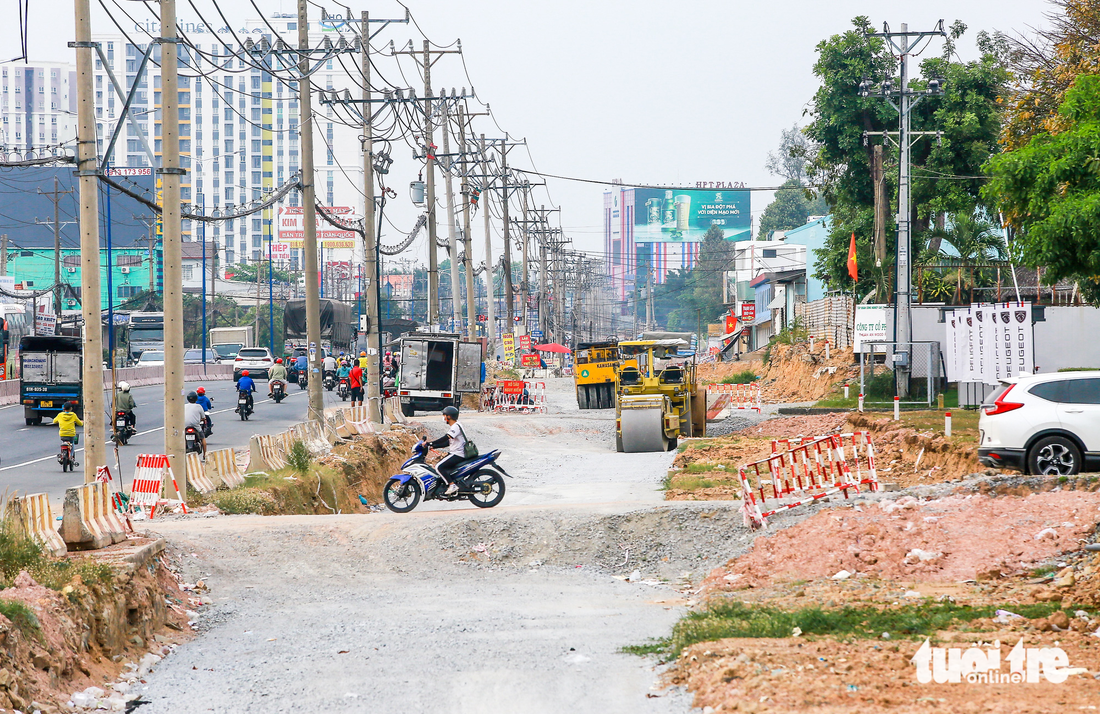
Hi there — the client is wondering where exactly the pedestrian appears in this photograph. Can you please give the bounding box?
[349,360,364,407]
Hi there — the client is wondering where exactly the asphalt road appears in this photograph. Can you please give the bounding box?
[0,376,354,500]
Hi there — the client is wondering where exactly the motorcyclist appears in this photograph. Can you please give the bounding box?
[323,353,337,379]
[115,381,137,428]
[236,370,256,414]
[295,353,308,382]
[268,357,289,396]
[427,406,468,496]
[56,401,83,446]
[336,358,351,384]
[194,387,213,431]
[358,350,369,370]
[184,391,208,456]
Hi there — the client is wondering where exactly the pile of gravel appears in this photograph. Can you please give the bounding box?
[704,413,762,437]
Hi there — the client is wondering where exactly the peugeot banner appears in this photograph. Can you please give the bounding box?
[945,303,1034,385]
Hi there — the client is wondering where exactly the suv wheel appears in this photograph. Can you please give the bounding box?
[1028,436,1082,476]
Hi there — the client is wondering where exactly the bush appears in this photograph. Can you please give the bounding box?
[721,369,757,385]
[213,489,278,515]
[286,440,311,475]
[0,599,42,641]
[0,507,113,591]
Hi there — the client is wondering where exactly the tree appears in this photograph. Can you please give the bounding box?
[984,74,1100,303]
[765,124,818,184]
[757,179,829,239]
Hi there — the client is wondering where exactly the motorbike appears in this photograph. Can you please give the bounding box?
[382,437,511,513]
[58,438,78,472]
[236,391,254,421]
[185,425,203,455]
[323,370,336,391]
[272,380,287,404]
[337,378,349,401]
[112,410,136,446]
[201,412,213,438]
[297,371,309,390]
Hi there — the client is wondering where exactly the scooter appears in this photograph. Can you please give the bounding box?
[297,371,309,390]
[112,410,136,446]
[323,371,336,391]
[381,437,512,513]
[337,378,349,401]
[271,380,287,404]
[58,438,78,472]
[236,391,254,420]
[201,412,213,438]
[185,425,203,455]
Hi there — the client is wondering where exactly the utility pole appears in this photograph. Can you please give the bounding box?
[862,20,946,398]
[458,105,476,340]
[0,234,7,276]
[297,0,324,421]
[160,0,187,488]
[71,0,106,483]
[361,10,381,423]
[499,140,514,331]
[520,184,529,334]
[441,100,462,333]
[37,177,73,315]
[480,134,495,355]
[647,260,655,330]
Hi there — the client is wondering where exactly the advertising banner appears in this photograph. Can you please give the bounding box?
[740,303,756,323]
[632,188,750,243]
[277,206,358,243]
[502,332,516,362]
[269,242,292,261]
[946,303,1033,385]
[518,334,531,351]
[520,354,540,368]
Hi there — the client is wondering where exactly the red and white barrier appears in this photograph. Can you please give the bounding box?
[738,431,878,529]
[706,382,762,420]
[486,380,547,414]
[129,454,187,519]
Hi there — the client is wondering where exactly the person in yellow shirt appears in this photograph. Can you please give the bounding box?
[358,350,369,370]
[55,401,83,444]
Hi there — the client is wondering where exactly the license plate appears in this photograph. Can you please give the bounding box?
[239,399,248,404]
[116,419,126,427]
[40,401,52,408]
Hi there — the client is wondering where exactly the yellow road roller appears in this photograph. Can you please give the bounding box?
[614,339,705,452]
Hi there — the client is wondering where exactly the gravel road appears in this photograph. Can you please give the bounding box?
[133,379,820,713]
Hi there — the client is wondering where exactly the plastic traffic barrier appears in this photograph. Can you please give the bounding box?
[129,454,187,518]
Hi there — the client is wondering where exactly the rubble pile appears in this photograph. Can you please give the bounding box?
[847,412,986,486]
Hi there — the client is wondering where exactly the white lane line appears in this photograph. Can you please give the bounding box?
[0,391,306,472]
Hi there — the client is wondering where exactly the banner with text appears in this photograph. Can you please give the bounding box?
[945,303,1034,385]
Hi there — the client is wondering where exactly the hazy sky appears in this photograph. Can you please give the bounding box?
[2,0,1053,260]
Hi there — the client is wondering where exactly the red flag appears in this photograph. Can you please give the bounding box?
[846,233,858,281]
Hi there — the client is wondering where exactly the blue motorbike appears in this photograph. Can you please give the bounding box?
[382,437,512,513]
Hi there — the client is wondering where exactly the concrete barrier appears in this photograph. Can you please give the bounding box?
[247,434,286,472]
[62,481,127,550]
[208,448,244,488]
[5,493,66,556]
[185,452,216,494]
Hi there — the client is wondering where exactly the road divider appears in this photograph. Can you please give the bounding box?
[5,492,67,556]
[185,452,217,494]
[61,481,127,549]
[207,448,244,488]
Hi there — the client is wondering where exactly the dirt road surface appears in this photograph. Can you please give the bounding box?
[135,379,787,713]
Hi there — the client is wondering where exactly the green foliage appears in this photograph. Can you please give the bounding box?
[631,599,1072,657]
[1058,367,1100,372]
[0,511,113,591]
[213,488,278,515]
[286,440,312,475]
[984,75,1100,303]
[0,600,42,641]
[652,225,734,332]
[720,370,757,385]
[770,317,808,346]
[757,179,829,240]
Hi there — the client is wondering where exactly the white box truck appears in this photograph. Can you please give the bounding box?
[209,326,254,360]
[397,333,482,416]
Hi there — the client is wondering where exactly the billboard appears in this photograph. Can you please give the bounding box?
[277,206,358,247]
[633,188,750,243]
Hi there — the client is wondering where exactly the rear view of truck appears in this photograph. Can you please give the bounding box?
[20,335,82,425]
[397,334,482,416]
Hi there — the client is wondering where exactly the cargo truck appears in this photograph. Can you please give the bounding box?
[209,326,254,360]
[20,335,82,425]
[128,312,164,362]
[396,333,482,416]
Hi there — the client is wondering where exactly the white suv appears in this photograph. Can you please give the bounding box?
[978,371,1100,476]
[233,347,274,381]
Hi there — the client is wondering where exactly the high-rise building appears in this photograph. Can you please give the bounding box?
[89,13,364,269]
[0,61,78,153]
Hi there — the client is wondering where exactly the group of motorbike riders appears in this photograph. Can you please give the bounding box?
[94,348,406,460]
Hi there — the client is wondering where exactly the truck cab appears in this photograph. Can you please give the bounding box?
[128,312,165,363]
[397,333,482,416]
[20,335,83,425]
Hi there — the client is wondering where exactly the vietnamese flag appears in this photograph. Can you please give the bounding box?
[846,233,858,280]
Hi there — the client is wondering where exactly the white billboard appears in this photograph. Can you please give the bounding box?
[277,206,358,248]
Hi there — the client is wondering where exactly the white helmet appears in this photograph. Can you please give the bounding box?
[119,381,130,392]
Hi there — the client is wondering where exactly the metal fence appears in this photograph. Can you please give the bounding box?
[795,296,854,349]
[858,340,944,407]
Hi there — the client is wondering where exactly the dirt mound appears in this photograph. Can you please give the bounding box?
[697,343,856,404]
[847,412,986,486]
[0,544,189,711]
[701,490,1100,591]
[737,412,850,440]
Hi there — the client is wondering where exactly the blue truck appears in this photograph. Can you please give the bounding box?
[21,335,83,426]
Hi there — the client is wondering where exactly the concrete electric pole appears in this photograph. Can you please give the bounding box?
[36,177,74,316]
[71,0,106,483]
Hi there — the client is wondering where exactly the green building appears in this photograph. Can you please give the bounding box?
[6,246,163,311]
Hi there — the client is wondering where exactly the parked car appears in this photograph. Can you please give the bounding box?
[184,348,221,365]
[234,347,275,381]
[135,350,165,367]
[977,371,1100,476]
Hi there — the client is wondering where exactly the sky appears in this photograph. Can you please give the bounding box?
[1,0,1054,264]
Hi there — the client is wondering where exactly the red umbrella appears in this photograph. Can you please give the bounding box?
[533,343,571,353]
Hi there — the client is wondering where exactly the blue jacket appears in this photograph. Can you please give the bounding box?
[296,356,308,370]
[196,395,212,411]
[237,376,256,393]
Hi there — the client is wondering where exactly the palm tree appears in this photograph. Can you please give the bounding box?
[933,213,1006,303]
